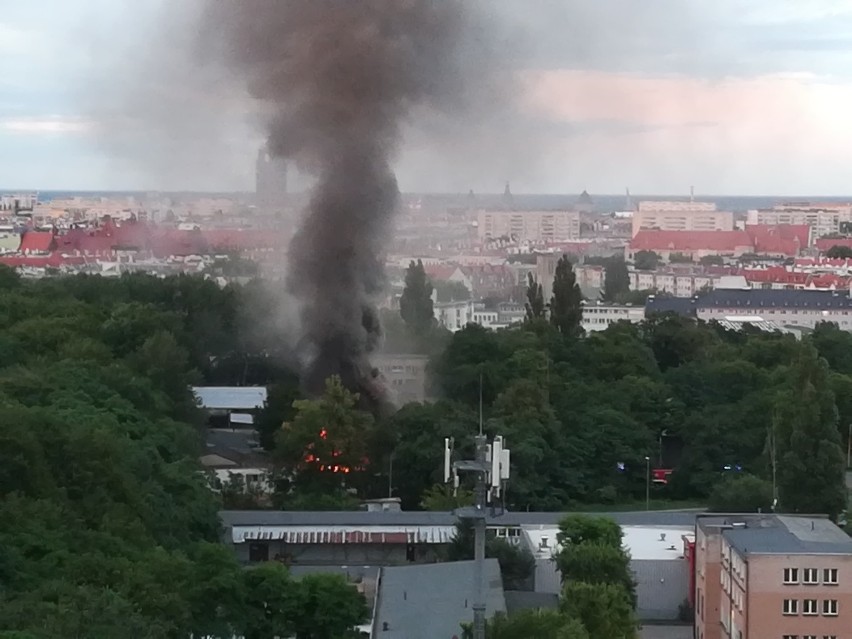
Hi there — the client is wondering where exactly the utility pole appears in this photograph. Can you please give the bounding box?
[644,456,650,511]
[847,423,851,470]
[445,433,510,639]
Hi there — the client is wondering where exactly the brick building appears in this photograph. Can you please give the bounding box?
[695,514,852,639]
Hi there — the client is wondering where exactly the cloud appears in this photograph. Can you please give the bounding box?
[0,116,94,135]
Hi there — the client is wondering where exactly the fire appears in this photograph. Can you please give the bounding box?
[300,428,359,474]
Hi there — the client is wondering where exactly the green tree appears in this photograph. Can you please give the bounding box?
[420,483,474,511]
[434,280,471,302]
[557,514,623,548]
[256,376,302,450]
[550,255,583,337]
[240,563,300,639]
[825,245,852,259]
[525,272,546,322]
[290,573,368,639]
[773,344,848,519]
[555,542,636,606]
[603,257,630,301]
[274,376,375,502]
[399,260,434,334]
[708,474,774,513]
[700,254,724,266]
[633,250,660,271]
[447,521,536,591]
[464,609,590,639]
[559,582,637,639]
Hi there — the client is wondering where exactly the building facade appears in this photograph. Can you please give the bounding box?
[747,204,852,239]
[695,514,852,639]
[581,302,645,332]
[477,210,581,244]
[633,202,733,237]
[373,354,429,404]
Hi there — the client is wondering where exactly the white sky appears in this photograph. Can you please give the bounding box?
[2,0,852,195]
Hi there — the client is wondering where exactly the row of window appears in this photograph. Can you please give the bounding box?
[783,568,839,585]
[782,599,838,616]
[782,635,837,639]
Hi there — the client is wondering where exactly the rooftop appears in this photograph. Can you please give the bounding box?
[523,524,693,561]
[220,509,701,529]
[374,559,505,639]
[192,386,268,410]
[699,514,852,556]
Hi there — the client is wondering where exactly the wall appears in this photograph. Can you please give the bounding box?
[745,553,852,639]
[532,555,689,621]
[233,540,443,566]
[695,526,724,639]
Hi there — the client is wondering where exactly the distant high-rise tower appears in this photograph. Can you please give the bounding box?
[255,148,289,211]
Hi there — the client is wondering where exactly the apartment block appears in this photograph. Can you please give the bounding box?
[581,302,645,332]
[747,204,852,239]
[477,210,580,244]
[695,514,852,639]
[633,201,734,237]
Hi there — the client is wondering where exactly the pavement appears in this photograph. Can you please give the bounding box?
[640,625,693,639]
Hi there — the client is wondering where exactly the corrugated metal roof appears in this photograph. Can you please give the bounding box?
[232,525,455,544]
[193,386,267,410]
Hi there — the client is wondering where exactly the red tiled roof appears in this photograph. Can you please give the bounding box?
[19,231,55,254]
[423,265,459,281]
[629,230,753,252]
[815,238,852,252]
[741,267,808,285]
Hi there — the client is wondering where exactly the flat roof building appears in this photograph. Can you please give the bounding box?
[695,514,852,639]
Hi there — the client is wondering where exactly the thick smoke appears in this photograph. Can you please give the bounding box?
[204,1,482,407]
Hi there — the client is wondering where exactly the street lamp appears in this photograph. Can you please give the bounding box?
[644,456,650,511]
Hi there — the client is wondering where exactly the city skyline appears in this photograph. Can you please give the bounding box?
[2,1,852,194]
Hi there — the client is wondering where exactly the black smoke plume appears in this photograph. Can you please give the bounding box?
[204,1,481,410]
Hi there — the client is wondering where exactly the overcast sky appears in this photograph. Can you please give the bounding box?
[2,0,852,195]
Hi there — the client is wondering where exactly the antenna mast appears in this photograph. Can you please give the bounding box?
[443,432,511,639]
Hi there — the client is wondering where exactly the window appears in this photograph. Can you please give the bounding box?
[822,599,838,616]
[782,636,798,639]
[822,568,838,585]
[803,599,818,615]
[783,599,798,615]
[803,568,819,584]
[784,568,799,584]
[823,635,837,639]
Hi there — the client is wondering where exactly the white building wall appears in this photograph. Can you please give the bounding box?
[477,210,580,243]
[582,304,645,332]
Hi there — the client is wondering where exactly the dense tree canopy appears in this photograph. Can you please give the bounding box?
[0,272,366,636]
[399,259,434,335]
[550,255,583,337]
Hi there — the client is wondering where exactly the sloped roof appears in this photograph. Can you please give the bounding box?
[374,560,505,639]
[19,231,55,253]
[630,230,753,252]
[816,238,852,251]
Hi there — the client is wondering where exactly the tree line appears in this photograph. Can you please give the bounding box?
[0,267,365,637]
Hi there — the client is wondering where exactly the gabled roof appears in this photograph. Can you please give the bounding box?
[816,238,852,252]
[630,230,753,252]
[19,230,55,253]
[374,560,505,639]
